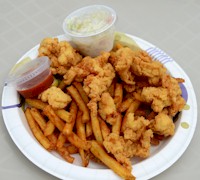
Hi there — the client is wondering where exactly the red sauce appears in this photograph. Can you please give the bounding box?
[18,72,53,98]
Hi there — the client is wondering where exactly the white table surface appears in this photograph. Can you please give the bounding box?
[0,0,199,179]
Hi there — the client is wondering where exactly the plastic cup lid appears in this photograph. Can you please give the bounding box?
[7,56,51,87]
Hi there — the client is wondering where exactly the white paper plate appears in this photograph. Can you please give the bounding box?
[1,34,197,180]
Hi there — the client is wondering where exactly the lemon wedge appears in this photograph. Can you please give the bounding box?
[114,31,141,51]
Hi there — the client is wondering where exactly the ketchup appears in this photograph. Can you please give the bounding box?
[18,71,53,98]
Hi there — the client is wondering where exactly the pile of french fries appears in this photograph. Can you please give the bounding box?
[24,81,136,180]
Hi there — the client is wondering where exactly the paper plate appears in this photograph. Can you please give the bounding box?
[1,34,197,180]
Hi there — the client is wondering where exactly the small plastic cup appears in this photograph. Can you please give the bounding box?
[63,5,117,57]
[7,56,53,98]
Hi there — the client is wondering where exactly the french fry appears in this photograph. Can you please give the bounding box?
[76,110,89,167]
[43,105,65,132]
[133,92,143,102]
[58,79,66,90]
[26,99,72,123]
[114,83,123,109]
[44,121,55,136]
[118,98,133,112]
[72,82,89,104]
[57,146,74,163]
[55,109,72,123]
[47,133,57,149]
[90,141,135,180]
[121,100,141,132]
[79,149,89,167]
[90,104,103,143]
[99,118,110,140]
[62,101,77,136]
[107,78,116,97]
[150,136,160,146]
[67,132,91,151]
[30,107,46,131]
[76,111,86,140]
[57,133,67,149]
[65,144,79,154]
[112,112,122,135]
[67,85,90,123]
[26,98,47,110]
[86,121,93,138]
[25,108,52,150]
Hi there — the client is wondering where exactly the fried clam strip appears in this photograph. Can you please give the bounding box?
[98,92,118,125]
[121,100,141,132]
[67,85,90,123]
[90,141,135,180]
[25,108,53,150]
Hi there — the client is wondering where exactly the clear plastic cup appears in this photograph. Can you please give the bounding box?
[7,56,53,98]
[63,5,117,57]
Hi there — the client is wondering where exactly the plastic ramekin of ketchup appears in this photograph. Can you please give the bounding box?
[7,56,53,98]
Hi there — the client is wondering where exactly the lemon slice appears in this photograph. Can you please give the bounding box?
[114,31,141,51]
[10,57,32,74]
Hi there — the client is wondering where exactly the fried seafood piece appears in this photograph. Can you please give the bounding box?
[109,47,167,86]
[58,41,82,68]
[98,92,118,125]
[39,86,72,109]
[38,38,82,75]
[83,63,115,102]
[141,75,186,115]
[103,133,132,171]
[123,113,150,142]
[38,37,60,65]
[64,52,111,84]
[110,47,135,85]
[131,50,167,86]
[103,128,153,170]
[149,112,175,137]
[64,52,115,102]
[141,87,171,113]
[124,129,153,158]
[162,74,186,116]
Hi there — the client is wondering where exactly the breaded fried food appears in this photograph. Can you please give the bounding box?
[103,133,132,171]
[141,75,186,115]
[110,47,167,86]
[110,47,136,85]
[38,37,82,75]
[141,87,171,113]
[64,52,115,103]
[149,112,175,137]
[39,86,72,109]
[162,74,186,116]
[98,92,118,125]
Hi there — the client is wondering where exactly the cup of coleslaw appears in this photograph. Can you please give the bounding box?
[63,5,117,57]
